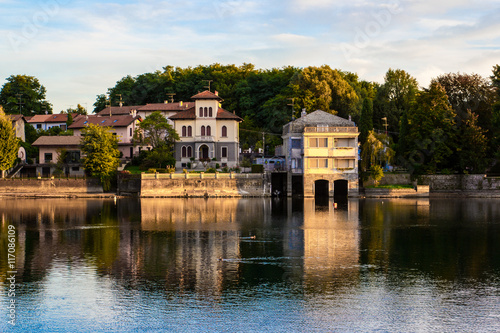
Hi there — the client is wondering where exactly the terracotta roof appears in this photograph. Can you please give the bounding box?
[168,107,242,121]
[97,106,139,116]
[138,102,191,111]
[32,136,82,147]
[191,90,223,101]
[68,115,138,129]
[28,114,73,123]
[8,115,25,122]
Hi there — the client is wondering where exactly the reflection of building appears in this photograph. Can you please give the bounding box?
[282,110,359,197]
[169,91,242,169]
[301,198,360,288]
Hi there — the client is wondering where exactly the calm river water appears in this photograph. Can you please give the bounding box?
[0,197,499,332]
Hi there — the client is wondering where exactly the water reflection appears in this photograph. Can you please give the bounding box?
[1,197,499,332]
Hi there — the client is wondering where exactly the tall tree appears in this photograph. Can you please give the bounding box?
[0,107,20,177]
[359,98,373,145]
[458,111,488,173]
[373,69,419,136]
[80,124,120,191]
[402,82,456,174]
[490,65,500,161]
[0,75,52,115]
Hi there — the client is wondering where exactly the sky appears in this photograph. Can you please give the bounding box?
[1,0,500,113]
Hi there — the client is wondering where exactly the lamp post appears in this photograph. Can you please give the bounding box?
[382,117,388,135]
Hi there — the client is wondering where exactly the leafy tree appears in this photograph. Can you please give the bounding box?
[134,111,179,150]
[80,124,120,191]
[359,98,373,145]
[65,104,87,115]
[0,107,20,177]
[361,130,394,172]
[373,69,419,136]
[93,94,108,113]
[0,75,52,115]
[402,82,456,174]
[458,111,488,173]
[490,65,500,161]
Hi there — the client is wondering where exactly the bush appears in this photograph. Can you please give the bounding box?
[147,168,156,173]
[251,164,264,173]
[206,168,217,173]
[370,165,384,186]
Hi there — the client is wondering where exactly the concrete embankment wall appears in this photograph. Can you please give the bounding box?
[119,173,270,197]
[0,178,103,196]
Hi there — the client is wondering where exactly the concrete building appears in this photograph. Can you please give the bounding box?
[32,136,84,177]
[282,110,359,197]
[169,91,242,169]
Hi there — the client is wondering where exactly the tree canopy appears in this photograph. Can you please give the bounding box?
[80,124,120,191]
[0,75,52,115]
[0,107,20,177]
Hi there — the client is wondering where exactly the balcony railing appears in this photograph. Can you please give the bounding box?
[195,136,215,142]
[304,126,358,133]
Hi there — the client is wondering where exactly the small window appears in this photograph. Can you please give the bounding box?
[291,138,301,149]
[209,107,213,117]
[72,167,79,171]
[188,126,192,137]
[182,126,187,137]
[187,146,192,157]
[221,125,227,137]
[309,138,328,148]
[204,107,208,117]
[36,124,42,129]
[130,128,132,136]
[182,146,187,158]
[221,147,228,158]
[311,158,328,168]
[44,153,53,163]
[206,125,211,136]
[201,126,206,136]
[199,107,203,117]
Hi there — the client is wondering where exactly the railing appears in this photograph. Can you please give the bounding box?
[195,136,215,142]
[304,126,358,133]
[141,173,264,180]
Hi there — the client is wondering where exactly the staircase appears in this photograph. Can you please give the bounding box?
[6,163,24,178]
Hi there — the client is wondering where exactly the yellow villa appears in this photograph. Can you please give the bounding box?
[282,110,359,197]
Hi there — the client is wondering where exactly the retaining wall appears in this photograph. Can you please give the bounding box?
[0,178,103,196]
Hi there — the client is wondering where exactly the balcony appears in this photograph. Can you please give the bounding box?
[195,136,215,142]
[331,147,356,157]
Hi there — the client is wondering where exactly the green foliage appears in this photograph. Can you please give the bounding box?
[135,111,179,150]
[140,146,176,169]
[80,124,120,191]
[65,104,87,115]
[0,75,52,115]
[458,111,488,173]
[370,165,384,186]
[402,82,457,174]
[0,108,20,175]
[361,130,394,172]
[359,98,373,145]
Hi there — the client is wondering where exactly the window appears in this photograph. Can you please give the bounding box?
[36,124,41,129]
[221,147,228,158]
[209,107,213,117]
[44,153,53,163]
[309,138,328,148]
[187,126,192,137]
[204,107,208,117]
[310,158,328,168]
[291,138,301,149]
[206,125,211,136]
[130,128,133,137]
[201,126,206,136]
[182,126,187,137]
[199,107,203,117]
[182,146,187,158]
[187,146,192,157]
[221,125,227,137]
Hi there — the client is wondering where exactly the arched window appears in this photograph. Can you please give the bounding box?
[221,125,227,137]
[209,107,213,117]
[199,107,203,117]
[187,146,192,157]
[201,126,206,136]
[204,107,208,117]
[206,125,211,136]
[181,146,187,158]
[187,126,192,137]
[182,126,186,137]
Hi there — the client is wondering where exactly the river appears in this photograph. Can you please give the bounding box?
[1,197,499,332]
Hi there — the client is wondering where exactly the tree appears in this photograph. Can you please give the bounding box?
[458,111,488,173]
[0,75,52,115]
[134,111,179,150]
[0,107,20,177]
[65,104,87,115]
[490,65,500,161]
[93,94,107,114]
[80,124,120,191]
[402,82,456,174]
[359,98,373,145]
[361,130,394,172]
[373,69,419,136]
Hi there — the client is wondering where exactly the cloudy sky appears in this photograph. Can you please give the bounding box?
[2,0,499,112]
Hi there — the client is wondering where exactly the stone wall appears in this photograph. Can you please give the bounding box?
[0,178,103,195]
[419,174,500,192]
[121,173,270,197]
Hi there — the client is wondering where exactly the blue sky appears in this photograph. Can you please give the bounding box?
[1,0,500,113]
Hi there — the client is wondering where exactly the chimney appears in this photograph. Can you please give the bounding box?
[301,108,307,117]
[215,90,219,96]
[119,101,123,107]
[348,115,352,121]
[179,101,183,107]
[164,100,168,104]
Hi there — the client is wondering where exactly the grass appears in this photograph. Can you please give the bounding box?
[123,165,145,174]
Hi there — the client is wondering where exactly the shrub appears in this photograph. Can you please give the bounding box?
[206,168,217,173]
[251,164,264,173]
